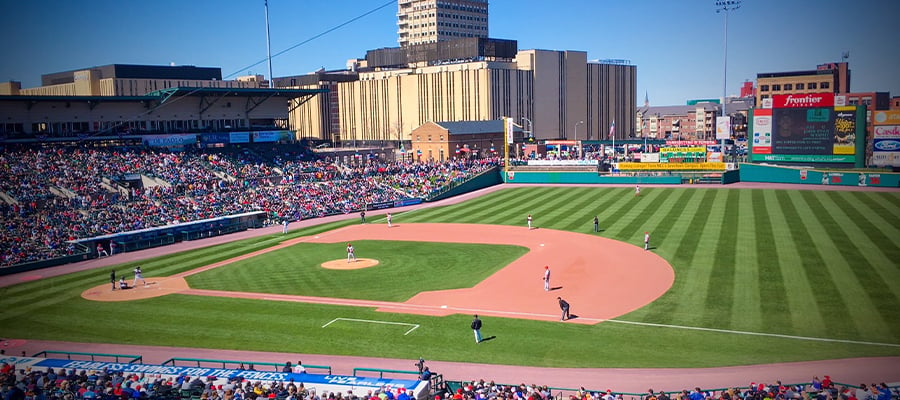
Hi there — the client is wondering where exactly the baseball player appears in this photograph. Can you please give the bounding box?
[644,231,650,251]
[527,214,533,230]
[635,185,641,197]
[387,213,393,228]
[132,266,147,286]
[543,266,551,291]
[347,243,356,262]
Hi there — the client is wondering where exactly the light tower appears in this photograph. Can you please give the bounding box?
[716,0,741,151]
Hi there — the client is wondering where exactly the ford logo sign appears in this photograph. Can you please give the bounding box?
[875,140,900,151]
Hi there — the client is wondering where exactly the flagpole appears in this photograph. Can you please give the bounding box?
[610,120,616,163]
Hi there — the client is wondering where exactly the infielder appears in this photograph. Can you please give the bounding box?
[543,265,551,291]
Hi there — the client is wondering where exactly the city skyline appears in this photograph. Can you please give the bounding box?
[1,0,897,106]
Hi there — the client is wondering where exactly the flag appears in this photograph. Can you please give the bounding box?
[609,120,615,137]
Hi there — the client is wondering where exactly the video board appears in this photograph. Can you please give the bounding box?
[750,93,863,164]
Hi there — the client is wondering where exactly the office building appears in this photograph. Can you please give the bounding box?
[397,0,489,47]
[756,62,850,106]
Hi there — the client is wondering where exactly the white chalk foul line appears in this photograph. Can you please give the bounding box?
[322,317,420,336]
[439,306,900,348]
[602,319,900,348]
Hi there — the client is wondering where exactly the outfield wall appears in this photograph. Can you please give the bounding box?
[740,163,900,187]
[502,171,682,184]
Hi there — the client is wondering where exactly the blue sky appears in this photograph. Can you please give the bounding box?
[1,0,898,106]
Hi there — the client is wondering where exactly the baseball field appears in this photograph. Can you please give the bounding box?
[1,186,898,370]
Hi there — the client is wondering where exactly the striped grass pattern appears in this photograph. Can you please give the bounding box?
[0,187,898,367]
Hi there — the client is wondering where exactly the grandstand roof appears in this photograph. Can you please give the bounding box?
[0,87,327,105]
[146,87,327,99]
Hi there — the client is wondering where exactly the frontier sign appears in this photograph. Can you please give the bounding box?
[772,93,834,108]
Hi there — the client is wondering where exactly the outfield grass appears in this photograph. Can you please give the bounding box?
[0,187,898,368]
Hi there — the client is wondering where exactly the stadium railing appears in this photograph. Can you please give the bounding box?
[32,350,143,364]
[160,357,331,374]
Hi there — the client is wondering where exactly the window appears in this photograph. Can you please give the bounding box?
[772,84,781,91]
[821,82,830,89]
[808,82,817,89]
[783,84,792,90]
[796,83,804,90]
[761,94,770,99]
[760,85,769,92]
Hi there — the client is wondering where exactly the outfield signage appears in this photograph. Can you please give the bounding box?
[640,153,660,163]
[752,109,773,154]
[1,357,423,392]
[772,93,834,108]
[873,110,900,126]
[874,126,900,138]
[753,154,856,163]
[617,162,726,170]
[665,140,716,146]
[527,160,598,166]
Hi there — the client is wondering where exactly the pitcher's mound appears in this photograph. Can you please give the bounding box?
[321,258,379,270]
[81,277,190,302]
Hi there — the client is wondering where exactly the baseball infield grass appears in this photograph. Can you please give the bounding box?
[1,187,898,368]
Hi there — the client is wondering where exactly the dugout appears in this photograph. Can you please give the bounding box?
[73,211,267,258]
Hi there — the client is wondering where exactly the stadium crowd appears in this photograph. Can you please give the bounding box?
[0,146,497,267]
[1,359,897,400]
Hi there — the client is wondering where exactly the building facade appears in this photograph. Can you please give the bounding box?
[409,120,523,161]
[289,49,635,146]
[13,64,260,97]
[397,0,489,47]
[756,62,850,105]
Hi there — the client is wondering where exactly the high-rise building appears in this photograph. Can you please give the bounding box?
[397,0,489,47]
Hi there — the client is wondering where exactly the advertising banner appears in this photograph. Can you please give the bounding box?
[753,154,856,163]
[665,140,716,146]
[229,131,250,143]
[874,125,900,138]
[873,139,900,152]
[871,152,897,166]
[832,107,856,155]
[752,108,772,154]
[0,357,424,396]
[772,93,835,108]
[505,117,514,144]
[716,116,731,139]
[527,159,599,166]
[873,110,900,126]
[640,153,660,163]
[200,133,230,144]
[252,130,284,143]
[142,134,196,148]
[617,162,726,170]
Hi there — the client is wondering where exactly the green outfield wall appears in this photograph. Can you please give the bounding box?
[740,163,900,187]
[502,170,682,184]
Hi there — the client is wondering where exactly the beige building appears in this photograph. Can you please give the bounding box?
[17,64,260,97]
[397,0,489,47]
[756,62,850,105]
[293,49,635,145]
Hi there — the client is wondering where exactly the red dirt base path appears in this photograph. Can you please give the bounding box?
[82,223,674,324]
